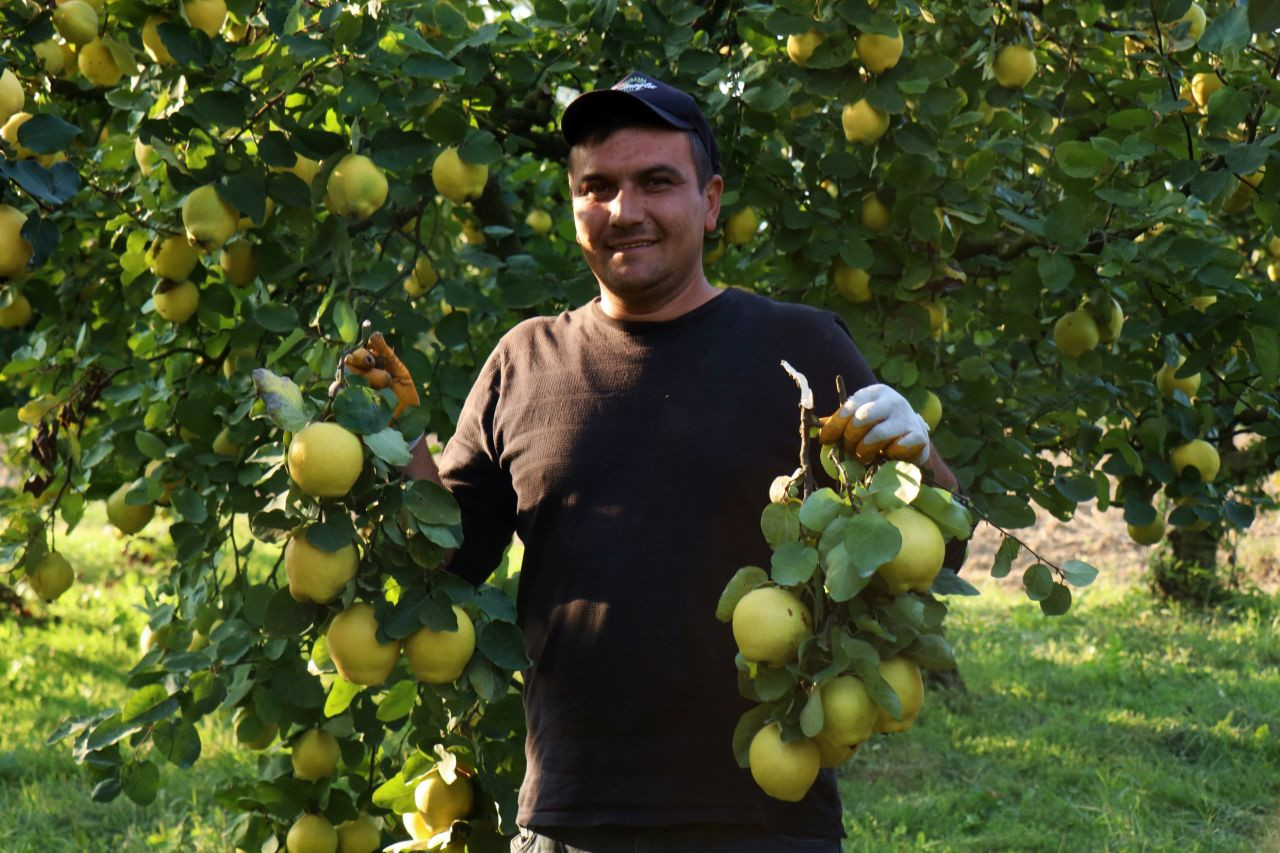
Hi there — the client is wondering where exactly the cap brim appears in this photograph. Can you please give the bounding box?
[561,89,695,146]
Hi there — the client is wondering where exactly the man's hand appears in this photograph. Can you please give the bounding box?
[343,332,421,421]
[818,383,930,466]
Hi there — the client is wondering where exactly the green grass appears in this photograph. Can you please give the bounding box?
[838,577,1280,851]
[0,507,261,853]
[4,512,1280,851]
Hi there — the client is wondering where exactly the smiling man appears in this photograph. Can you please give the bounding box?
[406,71,962,853]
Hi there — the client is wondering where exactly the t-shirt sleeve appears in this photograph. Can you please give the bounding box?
[437,345,518,587]
[824,315,878,408]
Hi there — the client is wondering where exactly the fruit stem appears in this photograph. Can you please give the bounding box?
[783,363,817,498]
[947,491,1074,583]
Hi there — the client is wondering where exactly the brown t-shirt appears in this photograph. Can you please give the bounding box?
[439,287,879,837]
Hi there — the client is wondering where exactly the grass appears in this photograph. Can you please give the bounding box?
[4,509,1280,851]
[839,577,1280,851]
[0,507,260,853]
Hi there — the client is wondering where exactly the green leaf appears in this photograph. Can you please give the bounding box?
[305,515,355,552]
[251,369,311,433]
[1105,109,1155,131]
[984,495,1037,529]
[731,704,775,768]
[1022,563,1054,602]
[457,130,503,166]
[911,486,973,539]
[1,160,79,207]
[171,488,208,524]
[405,56,464,80]
[334,300,359,343]
[334,385,391,435]
[841,637,898,719]
[817,515,851,557]
[741,662,795,702]
[157,21,210,67]
[372,772,418,814]
[930,569,980,596]
[134,431,167,459]
[823,541,868,602]
[16,113,81,155]
[375,680,418,722]
[1224,144,1268,178]
[715,566,769,622]
[771,542,819,586]
[798,487,845,534]
[843,512,902,579]
[799,689,825,738]
[363,428,413,467]
[221,174,267,227]
[192,90,250,127]
[121,760,160,806]
[1037,254,1074,292]
[263,588,317,637]
[465,655,505,703]
[121,684,171,723]
[1249,0,1280,33]
[1061,560,1099,587]
[1247,326,1279,387]
[1039,582,1073,616]
[91,778,123,803]
[152,719,201,768]
[86,715,143,751]
[907,634,956,670]
[1054,472,1097,503]
[867,461,922,508]
[1045,197,1087,251]
[404,480,462,526]
[760,501,802,548]
[743,80,789,112]
[417,522,460,549]
[1055,141,1107,179]
[477,621,530,670]
[325,678,362,718]
[1199,6,1250,53]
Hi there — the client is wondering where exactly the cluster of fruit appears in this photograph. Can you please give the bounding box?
[78,398,492,850]
[718,398,974,803]
[138,150,388,327]
[0,67,38,329]
[269,419,483,849]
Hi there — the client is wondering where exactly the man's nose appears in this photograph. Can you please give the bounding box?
[608,185,643,225]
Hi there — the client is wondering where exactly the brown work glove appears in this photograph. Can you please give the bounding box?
[343,332,421,421]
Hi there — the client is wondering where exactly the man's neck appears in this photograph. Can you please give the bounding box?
[598,277,722,323]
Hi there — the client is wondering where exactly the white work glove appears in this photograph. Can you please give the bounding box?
[845,384,931,466]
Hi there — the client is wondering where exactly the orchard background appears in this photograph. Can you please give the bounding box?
[1,0,1279,850]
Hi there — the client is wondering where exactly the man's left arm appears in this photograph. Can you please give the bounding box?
[923,442,958,492]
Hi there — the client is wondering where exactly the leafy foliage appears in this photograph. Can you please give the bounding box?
[1,0,1279,846]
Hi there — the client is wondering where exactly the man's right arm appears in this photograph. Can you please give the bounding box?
[402,439,457,570]
[403,437,443,486]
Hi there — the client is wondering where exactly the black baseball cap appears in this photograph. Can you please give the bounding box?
[561,71,722,175]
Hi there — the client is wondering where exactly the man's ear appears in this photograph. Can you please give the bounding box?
[704,174,724,232]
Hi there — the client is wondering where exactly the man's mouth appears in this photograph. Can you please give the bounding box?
[609,239,657,250]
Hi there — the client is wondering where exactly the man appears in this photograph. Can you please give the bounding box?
[399,72,962,853]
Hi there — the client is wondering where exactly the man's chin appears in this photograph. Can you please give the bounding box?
[598,265,663,293]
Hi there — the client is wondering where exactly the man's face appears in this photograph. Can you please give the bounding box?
[568,127,723,309]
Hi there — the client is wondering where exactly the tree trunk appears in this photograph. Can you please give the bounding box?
[1152,526,1225,605]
